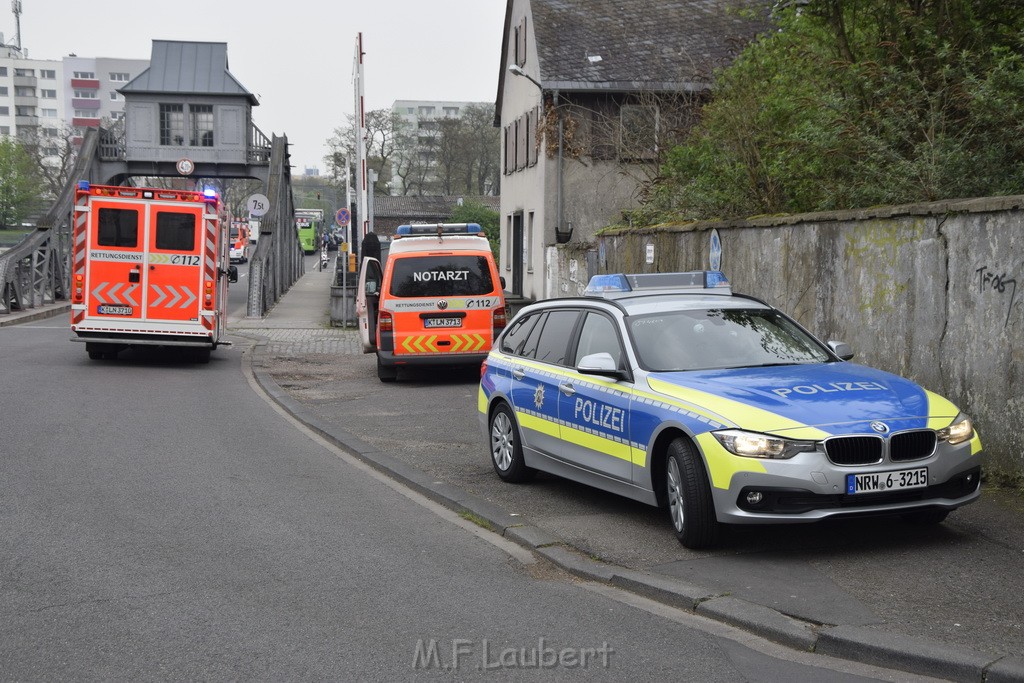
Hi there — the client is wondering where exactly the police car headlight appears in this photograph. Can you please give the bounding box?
[937,413,974,445]
[713,429,816,459]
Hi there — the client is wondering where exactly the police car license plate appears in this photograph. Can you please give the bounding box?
[97,304,133,316]
[424,317,462,328]
[847,467,927,494]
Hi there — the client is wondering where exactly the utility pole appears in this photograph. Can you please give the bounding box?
[352,32,368,239]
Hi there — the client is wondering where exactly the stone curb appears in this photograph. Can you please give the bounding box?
[0,303,70,327]
[248,342,1023,682]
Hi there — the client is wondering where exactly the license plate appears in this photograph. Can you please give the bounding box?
[97,304,133,316]
[424,317,462,328]
[847,467,928,494]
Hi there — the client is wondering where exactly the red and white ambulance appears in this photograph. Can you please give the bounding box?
[69,182,238,362]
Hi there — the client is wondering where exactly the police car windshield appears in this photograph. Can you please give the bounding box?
[389,255,494,297]
[629,308,831,372]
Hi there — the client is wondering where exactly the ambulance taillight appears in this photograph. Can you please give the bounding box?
[73,273,84,303]
[378,310,393,332]
[204,280,214,307]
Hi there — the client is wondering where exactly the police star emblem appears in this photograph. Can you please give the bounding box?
[534,384,545,410]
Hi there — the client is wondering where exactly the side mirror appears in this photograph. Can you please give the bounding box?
[828,340,854,360]
[576,352,626,380]
[500,276,507,290]
[228,266,239,283]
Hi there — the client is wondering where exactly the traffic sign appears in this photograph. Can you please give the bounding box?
[246,193,270,217]
[336,207,351,227]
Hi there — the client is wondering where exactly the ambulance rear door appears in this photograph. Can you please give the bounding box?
[143,201,205,325]
[83,198,146,321]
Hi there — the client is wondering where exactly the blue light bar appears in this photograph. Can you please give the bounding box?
[583,274,631,295]
[585,271,732,297]
[395,223,484,237]
[202,188,218,200]
[77,180,90,190]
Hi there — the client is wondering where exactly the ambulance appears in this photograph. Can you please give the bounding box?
[69,182,238,362]
[356,223,507,382]
[229,222,251,263]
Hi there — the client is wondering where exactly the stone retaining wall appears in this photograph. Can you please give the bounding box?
[548,196,1024,480]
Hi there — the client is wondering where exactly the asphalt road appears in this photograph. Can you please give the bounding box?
[0,319,929,680]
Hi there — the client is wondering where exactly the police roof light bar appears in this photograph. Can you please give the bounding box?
[584,271,732,297]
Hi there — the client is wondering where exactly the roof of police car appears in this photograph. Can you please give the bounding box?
[518,290,772,317]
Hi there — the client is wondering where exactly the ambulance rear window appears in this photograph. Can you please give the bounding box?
[155,212,196,251]
[389,255,494,297]
[97,208,138,247]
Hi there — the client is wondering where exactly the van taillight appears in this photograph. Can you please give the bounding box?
[73,273,84,303]
[379,310,393,332]
[493,306,507,329]
[204,280,214,306]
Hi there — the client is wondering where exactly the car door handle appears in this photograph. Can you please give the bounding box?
[559,382,576,396]
[512,367,525,380]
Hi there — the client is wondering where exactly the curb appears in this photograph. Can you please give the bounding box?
[248,343,1023,682]
[0,303,70,327]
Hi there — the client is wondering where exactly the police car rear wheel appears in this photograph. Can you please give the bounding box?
[666,438,720,549]
[489,403,534,483]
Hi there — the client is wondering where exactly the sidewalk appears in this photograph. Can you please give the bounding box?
[14,269,1020,681]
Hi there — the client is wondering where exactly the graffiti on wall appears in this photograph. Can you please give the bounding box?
[975,265,1020,329]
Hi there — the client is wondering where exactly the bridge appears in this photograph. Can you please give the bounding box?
[0,40,305,321]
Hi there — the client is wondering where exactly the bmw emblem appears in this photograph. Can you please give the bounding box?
[870,421,889,434]
[437,300,448,310]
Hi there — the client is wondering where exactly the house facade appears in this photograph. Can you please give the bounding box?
[495,0,769,301]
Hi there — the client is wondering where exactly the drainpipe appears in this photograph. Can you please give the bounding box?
[555,90,563,243]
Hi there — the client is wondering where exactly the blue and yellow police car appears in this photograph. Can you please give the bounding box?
[478,271,982,548]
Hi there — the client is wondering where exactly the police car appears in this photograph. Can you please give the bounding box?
[478,271,983,548]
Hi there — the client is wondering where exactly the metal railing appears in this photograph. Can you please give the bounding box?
[246,134,304,317]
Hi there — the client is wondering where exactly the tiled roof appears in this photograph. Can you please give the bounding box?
[121,41,259,105]
[374,195,500,219]
[532,0,770,91]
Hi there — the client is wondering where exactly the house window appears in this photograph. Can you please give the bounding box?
[73,109,97,118]
[619,104,658,161]
[0,126,8,135]
[190,104,214,146]
[0,67,6,76]
[43,127,58,137]
[73,71,95,79]
[418,106,435,116]
[41,89,56,98]
[109,72,130,82]
[526,211,534,273]
[0,87,6,96]
[73,89,97,99]
[443,107,459,117]
[111,111,124,121]
[514,16,528,67]
[15,86,35,97]
[14,68,35,77]
[15,106,36,117]
[40,69,56,79]
[0,107,8,116]
[41,108,57,117]
[110,91,118,100]
[160,104,185,145]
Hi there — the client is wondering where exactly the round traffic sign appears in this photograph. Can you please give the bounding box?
[246,193,270,217]
[335,207,351,227]
[176,158,195,176]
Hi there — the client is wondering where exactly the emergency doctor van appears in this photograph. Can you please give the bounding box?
[356,223,506,382]
[69,182,237,362]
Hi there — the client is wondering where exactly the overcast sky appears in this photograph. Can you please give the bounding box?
[12,0,507,173]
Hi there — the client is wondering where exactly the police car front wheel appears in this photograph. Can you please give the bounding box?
[489,403,535,483]
[665,437,720,549]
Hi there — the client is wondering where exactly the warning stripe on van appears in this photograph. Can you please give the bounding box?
[399,333,487,354]
[71,194,88,326]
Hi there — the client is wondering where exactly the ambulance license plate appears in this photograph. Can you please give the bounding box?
[846,467,927,494]
[424,317,462,328]
[97,304,133,316]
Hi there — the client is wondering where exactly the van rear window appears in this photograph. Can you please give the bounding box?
[389,255,494,297]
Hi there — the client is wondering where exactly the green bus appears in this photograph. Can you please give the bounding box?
[295,209,324,255]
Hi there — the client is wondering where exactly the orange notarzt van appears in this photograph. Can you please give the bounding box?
[357,223,507,382]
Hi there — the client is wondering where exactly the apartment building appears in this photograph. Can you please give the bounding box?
[389,99,488,195]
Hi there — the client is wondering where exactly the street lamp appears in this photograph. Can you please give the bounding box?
[507,64,543,90]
